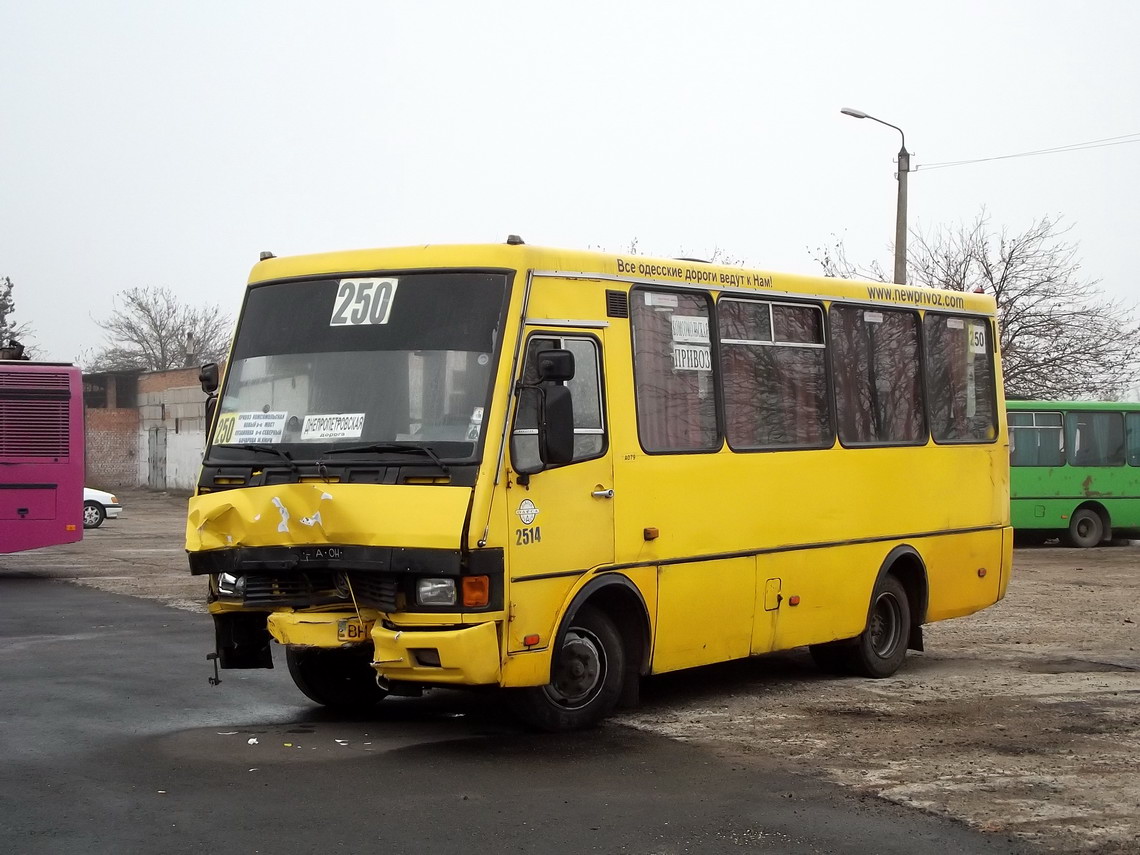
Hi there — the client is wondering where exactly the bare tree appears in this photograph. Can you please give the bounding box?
[0,276,38,356]
[812,213,1140,400]
[89,286,232,372]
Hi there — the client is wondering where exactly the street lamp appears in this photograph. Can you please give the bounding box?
[841,107,911,285]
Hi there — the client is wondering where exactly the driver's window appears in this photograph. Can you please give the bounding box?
[512,334,606,471]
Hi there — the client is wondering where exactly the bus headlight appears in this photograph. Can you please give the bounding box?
[217,572,246,598]
[416,578,456,606]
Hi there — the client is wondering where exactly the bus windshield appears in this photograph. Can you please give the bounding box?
[210,271,510,462]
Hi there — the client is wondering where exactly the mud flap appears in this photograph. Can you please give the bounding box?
[908,624,924,652]
[213,612,274,669]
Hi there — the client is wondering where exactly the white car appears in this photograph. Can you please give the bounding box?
[83,487,123,529]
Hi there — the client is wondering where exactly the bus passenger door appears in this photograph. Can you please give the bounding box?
[506,331,614,653]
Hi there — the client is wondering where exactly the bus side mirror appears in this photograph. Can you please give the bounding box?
[200,362,220,427]
[199,362,220,394]
[511,384,575,475]
[537,349,574,382]
[510,348,576,477]
[540,385,574,465]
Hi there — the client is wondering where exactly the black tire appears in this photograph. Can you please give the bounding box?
[1066,508,1104,548]
[509,605,625,732]
[809,641,854,675]
[847,574,911,678]
[285,646,387,710]
[1013,530,1048,547]
[83,501,106,529]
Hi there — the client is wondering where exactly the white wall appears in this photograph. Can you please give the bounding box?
[167,429,208,491]
[137,380,210,492]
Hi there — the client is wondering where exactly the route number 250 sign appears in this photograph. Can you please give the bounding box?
[330,278,399,326]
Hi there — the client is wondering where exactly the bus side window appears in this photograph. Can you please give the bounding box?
[511,335,606,472]
[718,298,830,449]
[630,289,719,452]
[830,305,925,445]
[923,314,997,443]
[1010,411,1064,466]
[1066,412,1124,467]
[1127,413,1140,466]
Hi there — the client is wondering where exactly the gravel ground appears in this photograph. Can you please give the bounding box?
[618,545,1140,853]
[7,489,1139,852]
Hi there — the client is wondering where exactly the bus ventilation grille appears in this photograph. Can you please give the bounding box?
[0,370,71,390]
[606,290,629,318]
[0,400,69,458]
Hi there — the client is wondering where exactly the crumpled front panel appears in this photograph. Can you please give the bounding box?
[186,483,471,552]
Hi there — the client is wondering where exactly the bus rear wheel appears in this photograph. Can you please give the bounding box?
[509,605,624,732]
[1066,509,1104,548]
[847,574,911,678]
[286,646,387,710]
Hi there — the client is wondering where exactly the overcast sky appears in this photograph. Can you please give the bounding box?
[2,0,1138,363]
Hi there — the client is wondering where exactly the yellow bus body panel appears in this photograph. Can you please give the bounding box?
[187,482,471,551]
[653,557,755,672]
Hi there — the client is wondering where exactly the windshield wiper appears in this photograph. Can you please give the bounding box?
[320,443,450,474]
[224,444,300,472]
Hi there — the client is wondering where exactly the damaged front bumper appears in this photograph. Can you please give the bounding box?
[262,610,503,687]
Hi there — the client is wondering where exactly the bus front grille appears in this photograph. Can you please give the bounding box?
[237,571,400,612]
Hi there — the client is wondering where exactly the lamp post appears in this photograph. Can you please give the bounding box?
[841,108,911,285]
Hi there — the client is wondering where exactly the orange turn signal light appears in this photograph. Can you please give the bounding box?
[462,575,490,608]
[523,634,541,647]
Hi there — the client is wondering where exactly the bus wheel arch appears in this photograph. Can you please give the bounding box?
[1067,504,1109,548]
[510,575,650,731]
[810,546,926,678]
[878,545,928,652]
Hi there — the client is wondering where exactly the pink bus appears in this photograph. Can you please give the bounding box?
[0,357,84,554]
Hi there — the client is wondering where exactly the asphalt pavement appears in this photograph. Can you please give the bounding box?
[0,524,1031,854]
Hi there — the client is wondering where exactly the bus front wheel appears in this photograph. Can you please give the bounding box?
[286,646,388,710]
[808,641,852,674]
[1066,509,1104,548]
[510,605,625,732]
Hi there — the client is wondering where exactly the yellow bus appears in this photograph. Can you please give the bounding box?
[188,239,1012,730]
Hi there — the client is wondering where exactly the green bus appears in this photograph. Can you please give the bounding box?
[1008,400,1140,547]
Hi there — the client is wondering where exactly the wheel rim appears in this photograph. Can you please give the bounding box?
[1076,517,1096,540]
[83,505,100,526]
[868,592,903,658]
[543,627,607,711]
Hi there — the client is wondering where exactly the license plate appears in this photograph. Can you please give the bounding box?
[337,618,373,642]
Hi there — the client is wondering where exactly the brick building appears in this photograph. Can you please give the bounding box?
[84,366,215,492]
[83,371,141,489]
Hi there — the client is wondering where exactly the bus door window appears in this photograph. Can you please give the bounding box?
[511,335,606,472]
[1065,411,1124,467]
